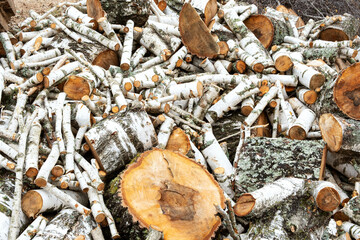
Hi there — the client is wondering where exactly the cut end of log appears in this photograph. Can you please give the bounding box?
[275,55,293,72]
[120,149,225,240]
[309,74,325,90]
[319,28,349,41]
[241,106,253,116]
[34,178,47,188]
[197,81,204,97]
[43,77,50,88]
[64,76,91,100]
[288,125,307,140]
[243,15,274,49]
[158,1,167,11]
[120,63,130,71]
[179,3,220,58]
[315,186,341,211]
[234,193,256,217]
[319,113,343,152]
[42,67,51,76]
[235,60,246,74]
[92,50,119,70]
[303,90,317,105]
[334,62,360,120]
[253,63,265,73]
[87,0,105,21]
[26,168,39,178]
[22,190,43,218]
[166,128,190,155]
[52,165,65,177]
[95,213,106,223]
[124,82,133,92]
[218,41,229,56]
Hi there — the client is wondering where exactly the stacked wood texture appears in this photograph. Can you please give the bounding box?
[0,0,359,239]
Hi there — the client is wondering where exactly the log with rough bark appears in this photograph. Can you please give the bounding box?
[319,113,360,153]
[84,104,157,175]
[234,137,325,193]
[100,0,150,26]
[105,149,225,240]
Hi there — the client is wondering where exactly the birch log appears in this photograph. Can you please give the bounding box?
[84,105,157,174]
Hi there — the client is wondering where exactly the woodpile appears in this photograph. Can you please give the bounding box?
[1,0,360,239]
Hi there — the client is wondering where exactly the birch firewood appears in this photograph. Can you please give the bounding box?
[7,93,28,134]
[319,113,360,153]
[193,84,220,120]
[120,20,134,71]
[326,151,359,179]
[292,61,325,90]
[157,116,175,149]
[44,61,80,88]
[35,142,60,187]
[63,18,120,51]
[55,92,66,156]
[0,32,16,65]
[140,27,169,56]
[21,186,89,218]
[17,215,48,240]
[63,104,75,173]
[341,221,360,240]
[25,118,42,178]
[309,181,341,211]
[234,178,305,217]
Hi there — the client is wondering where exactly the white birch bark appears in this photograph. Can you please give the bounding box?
[235,178,305,217]
[0,139,18,160]
[82,95,102,117]
[25,118,42,177]
[63,18,120,50]
[148,15,179,27]
[193,84,220,120]
[74,152,104,191]
[214,60,230,75]
[140,27,169,56]
[205,81,260,123]
[55,92,67,155]
[7,93,28,134]
[341,221,360,239]
[148,20,180,37]
[3,71,25,84]
[265,74,298,87]
[309,181,340,211]
[157,116,175,149]
[165,80,203,100]
[17,216,48,240]
[289,109,316,139]
[74,163,89,193]
[75,104,91,151]
[63,104,75,173]
[199,58,216,73]
[131,65,165,90]
[45,61,80,88]
[8,110,39,240]
[35,142,60,187]
[244,86,278,126]
[167,46,187,71]
[276,80,296,127]
[300,19,315,40]
[293,61,325,90]
[120,20,134,70]
[201,124,235,198]
[130,46,147,69]
[0,32,16,64]
[42,183,90,215]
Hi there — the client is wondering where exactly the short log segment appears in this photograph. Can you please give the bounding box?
[309,181,341,212]
[234,137,324,193]
[21,188,88,218]
[333,62,360,120]
[319,113,360,153]
[85,105,157,175]
[234,178,306,217]
[119,149,225,240]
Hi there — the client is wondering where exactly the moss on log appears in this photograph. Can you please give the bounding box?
[234,137,324,194]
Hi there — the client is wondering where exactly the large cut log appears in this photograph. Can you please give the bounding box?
[105,149,225,240]
[319,113,360,153]
[100,0,151,26]
[234,137,325,193]
[333,62,360,120]
[243,15,274,49]
[85,103,157,175]
[319,14,359,41]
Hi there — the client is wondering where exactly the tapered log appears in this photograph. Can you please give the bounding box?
[333,62,360,120]
[319,113,360,153]
[21,188,88,218]
[84,105,157,175]
[108,149,225,240]
[234,137,325,193]
[319,14,359,41]
[100,0,151,26]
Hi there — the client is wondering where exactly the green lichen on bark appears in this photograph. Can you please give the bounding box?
[266,16,291,45]
[303,48,339,62]
[100,0,151,26]
[342,196,360,225]
[234,137,324,194]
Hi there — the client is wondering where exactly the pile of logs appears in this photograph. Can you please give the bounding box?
[0,0,360,239]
